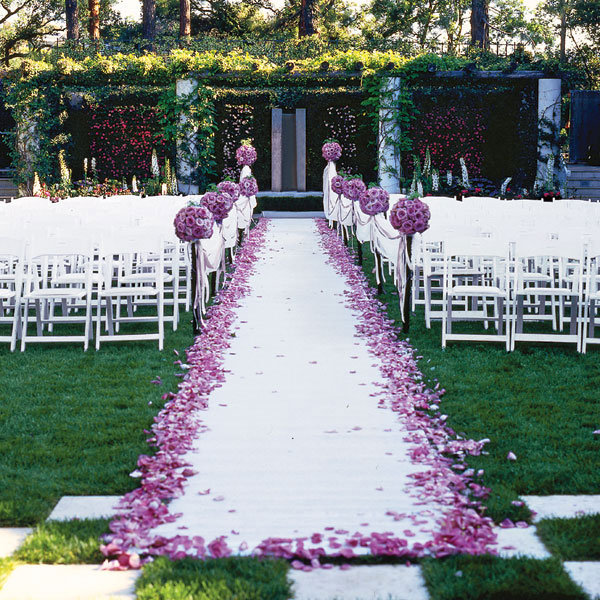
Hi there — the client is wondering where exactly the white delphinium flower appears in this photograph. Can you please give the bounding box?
[91,157,97,178]
[32,172,41,196]
[83,158,88,179]
[501,177,512,196]
[170,166,178,195]
[432,169,439,191]
[460,157,470,189]
[131,175,138,193]
[417,180,424,197]
[424,147,431,176]
[151,149,160,179]
[59,150,70,185]
[410,174,417,195]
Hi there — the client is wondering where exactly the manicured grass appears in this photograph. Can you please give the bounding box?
[359,241,600,523]
[14,519,110,564]
[136,556,292,600]
[0,558,14,589]
[421,555,587,600]
[536,515,600,561]
[0,311,193,526]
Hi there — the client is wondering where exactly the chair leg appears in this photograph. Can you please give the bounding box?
[21,299,29,352]
[424,277,432,329]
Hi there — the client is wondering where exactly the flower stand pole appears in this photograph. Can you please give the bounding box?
[191,242,202,335]
[402,235,413,334]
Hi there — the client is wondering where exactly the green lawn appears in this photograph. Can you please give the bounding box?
[135,556,291,600]
[359,241,600,523]
[0,313,193,526]
[536,515,600,561]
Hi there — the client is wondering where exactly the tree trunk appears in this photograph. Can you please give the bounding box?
[180,0,191,38]
[560,6,567,62]
[66,0,80,40]
[88,0,100,40]
[142,0,156,39]
[299,0,317,37]
[470,0,488,49]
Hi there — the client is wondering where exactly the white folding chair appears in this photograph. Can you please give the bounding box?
[95,237,166,350]
[442,238,511,349]
[510,241,584,351]
[0,237,26,351]
[581,249,600,353]
[20,239,95,351]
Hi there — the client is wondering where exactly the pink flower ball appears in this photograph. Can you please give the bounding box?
[359,187,390,216]
[239,176,259,197]
[217,180,240,201]
[235,144,257,166]
[331,175,346,195]
[390,198,430,235]
[322,142,342,162]
[342,178,366,202]
[173,205,214,241]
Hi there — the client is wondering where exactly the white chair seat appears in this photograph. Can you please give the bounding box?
[100,286,158,297]
[53,273,103,285]
[0,289,16,299]
[515,286,575,296]
[120,273,174,284]
[24,288,87,299]
[451,285,504,296]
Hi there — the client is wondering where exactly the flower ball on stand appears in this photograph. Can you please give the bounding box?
[322,141,342,163]
[389,194,431,332]
[236,142,257,168]
[173,205,215,242]
[359,186,390,216]
[203,190,235,224]
[342,177,366,202]
[239,176,259,198]
[330,174,346,196]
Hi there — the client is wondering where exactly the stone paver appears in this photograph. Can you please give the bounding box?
[47,496,122,522]
[521,495,600,522]
[0,565,139,600]
[290,565,429,600]
[493,526,551,559]
[0,528,32,558]
[564,562,600,600]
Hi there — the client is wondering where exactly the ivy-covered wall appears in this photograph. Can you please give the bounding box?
[0,49,561,194]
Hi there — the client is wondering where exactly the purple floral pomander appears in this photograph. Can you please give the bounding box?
[331,175,345,195]
[174,205,215,241]
[239,176,259,197]
[342,178,367,202]
[322,142,342,162]
[236,144,257,167]
[359,187,390,216]
[203,191,234,223]
[390,197,431,235]
[217,180,240,201]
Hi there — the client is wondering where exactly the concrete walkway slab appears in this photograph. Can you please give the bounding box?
[0,528,32,558]
[47,497,122,522]
[290,565,429,600]
[521,496,600,522]
[564,562,600,600]
[0,565,139,600]
[493,526,551,559]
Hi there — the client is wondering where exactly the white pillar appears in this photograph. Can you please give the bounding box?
[271,109,282,192]
[176,78,199,194]
[378,77,402,194]
[537,78,562,185]
[296,108,306,192]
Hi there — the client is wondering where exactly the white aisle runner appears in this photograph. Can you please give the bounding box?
[153,219,443,555]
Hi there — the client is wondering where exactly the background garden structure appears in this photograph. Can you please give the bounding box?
[61,75,539,191]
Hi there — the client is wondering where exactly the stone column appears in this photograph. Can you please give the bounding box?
[271,109,283,192]
[537,78,562,186]
[16,114,39,195]
[296,108,306,192]
[378,77,402,194]
[176,78,198,194]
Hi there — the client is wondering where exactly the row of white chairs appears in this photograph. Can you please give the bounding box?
[323,173,600,351]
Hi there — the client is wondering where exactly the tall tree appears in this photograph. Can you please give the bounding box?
[142,0,156,38]
[0,0,62,62]
[299,0,317,36]
[180,0,190,37]
[66,0,80,39]
[470,0,489,47]
[88,0,100,38]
